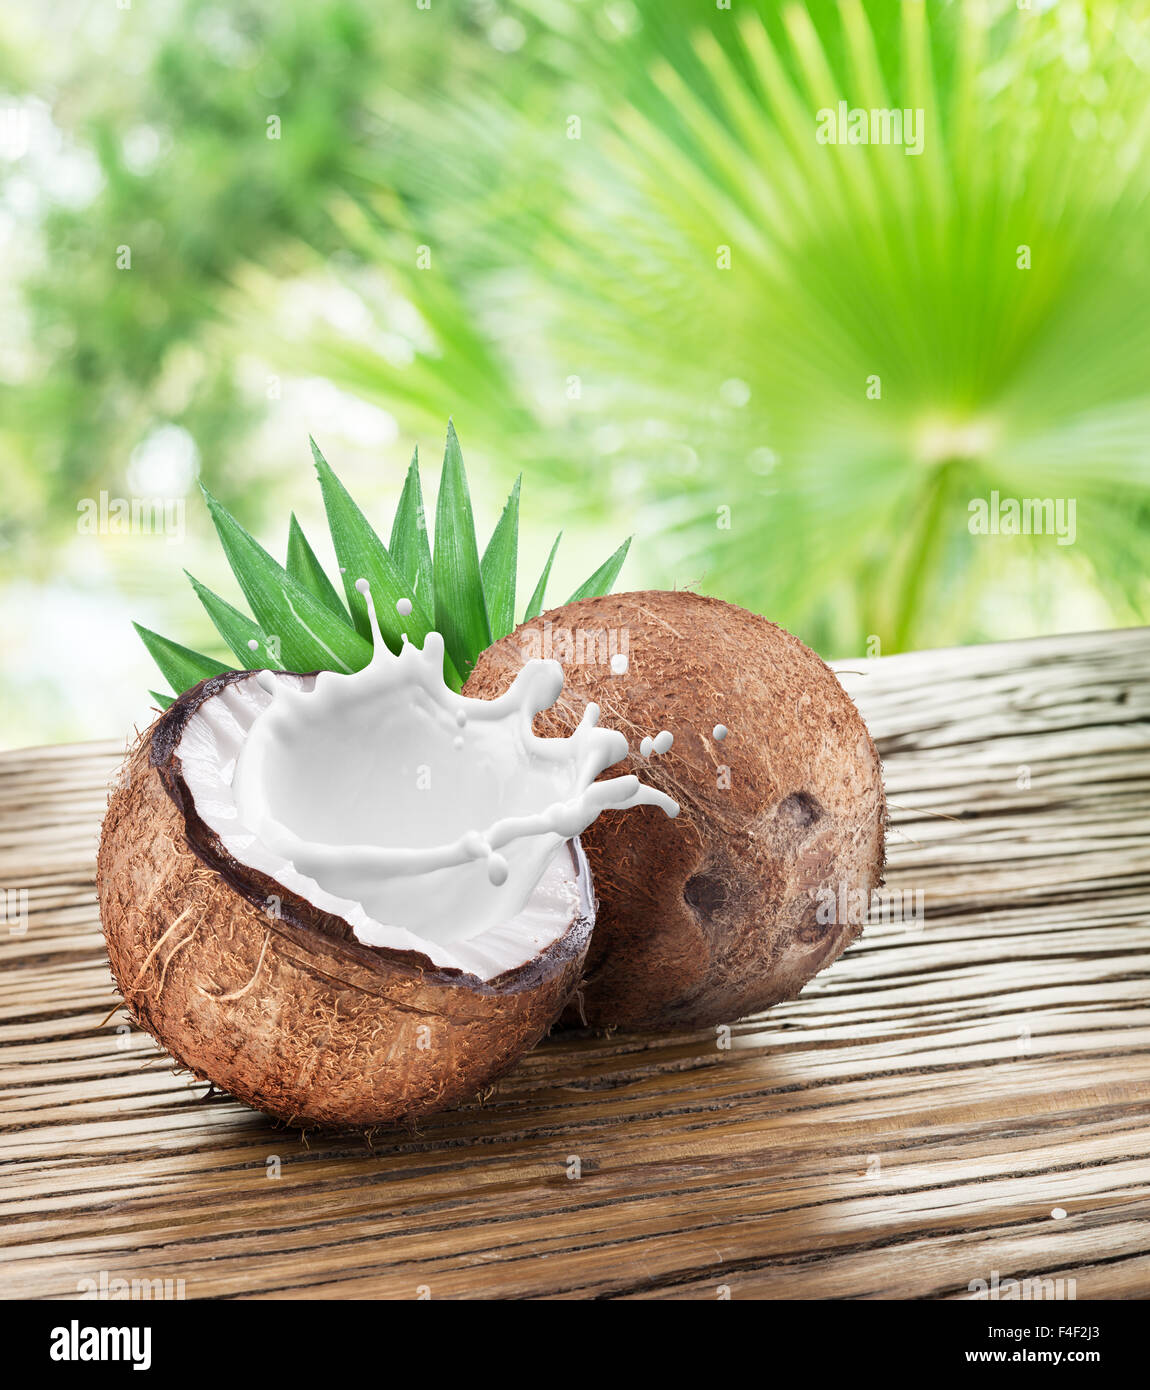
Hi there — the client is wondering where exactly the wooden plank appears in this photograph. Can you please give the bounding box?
[1,629,1148,1299]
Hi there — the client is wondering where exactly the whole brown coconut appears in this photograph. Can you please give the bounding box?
[97,672,593,1129]
[464,591,885,1031]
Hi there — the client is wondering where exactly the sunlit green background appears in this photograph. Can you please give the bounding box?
[2,0,1148,748]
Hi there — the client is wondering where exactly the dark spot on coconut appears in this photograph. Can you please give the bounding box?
[684,870,728,918]
[777,790,823,829]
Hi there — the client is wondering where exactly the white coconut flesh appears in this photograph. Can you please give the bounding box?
[177,645,675,982]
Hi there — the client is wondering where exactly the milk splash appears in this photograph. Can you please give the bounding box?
[230,582,678,954]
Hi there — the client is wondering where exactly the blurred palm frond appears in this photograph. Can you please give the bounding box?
[265,0,1150,654]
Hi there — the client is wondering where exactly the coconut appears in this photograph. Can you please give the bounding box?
[464,591,885,1030]
[97,671,595,1129]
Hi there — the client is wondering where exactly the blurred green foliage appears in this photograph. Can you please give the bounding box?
[2,0,1148,678]
[1,0,400,535]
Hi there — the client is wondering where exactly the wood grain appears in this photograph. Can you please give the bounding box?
[2,627,1148,1300]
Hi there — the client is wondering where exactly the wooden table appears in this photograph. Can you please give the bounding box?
[3,628,1149,1300]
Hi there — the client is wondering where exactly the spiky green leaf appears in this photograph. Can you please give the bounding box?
[567,536,632,604]
[134,427,631,702]
[309,437,452,675]
[150,690,175,711]
[186,571,281,668]
[201,485,372,674]
[481,474,521,640]
[523,531,562,622]
[286,513,350,623]
[433,420,492,677]
[133,623,232,695]
[389,448,434,610]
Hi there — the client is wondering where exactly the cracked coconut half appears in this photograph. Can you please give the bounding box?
[100,606,675,1128]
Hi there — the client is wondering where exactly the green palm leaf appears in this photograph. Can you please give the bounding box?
[284,0,1150,656]
[523,531,562,622]
[185,572,282,669]
[388,448,434,610]
[135,424,631,700]
[433,420,492,677]
[480,474,521,640]
[133,624,232,698]
[286,513,350,623]
[202,486,372,674]
[568,538,632,604]
[309,438,445,670]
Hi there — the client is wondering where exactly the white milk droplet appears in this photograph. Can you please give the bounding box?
[652,730,673,755]
[610,652,629,675]
[453,736,464,751]
[247,639,259,652]
[487,852,509,886]
[1051,1207,1068,1220]
[713,724,728,741]
[396,597,413,617]
[456,709,467,727]
[640,736,654,758]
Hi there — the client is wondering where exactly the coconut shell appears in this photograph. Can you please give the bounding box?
[97,672,593,1129]
[464,591,885,1031]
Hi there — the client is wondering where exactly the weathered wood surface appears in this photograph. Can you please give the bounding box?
[1,628,1148,1300]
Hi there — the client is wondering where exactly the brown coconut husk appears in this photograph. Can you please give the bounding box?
[464,591,886,1031]
[97,672,593,1129]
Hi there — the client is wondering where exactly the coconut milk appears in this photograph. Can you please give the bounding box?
[231,582,678,944]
